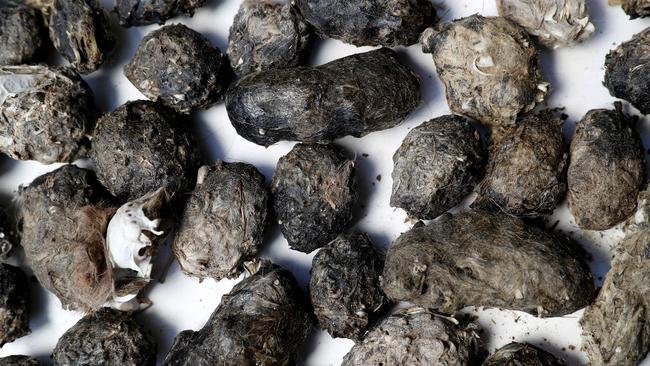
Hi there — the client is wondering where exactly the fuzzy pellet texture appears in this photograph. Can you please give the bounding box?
[116,0,206,26]
[0,356,44,366]
[0,0,47,65]
[295,0,437,47]
[0,264,30,347]
[483,342,567,366]
[53,308,156,366]
[0,65,96,164]
[497,0,594,49]
[421,15,548,130]
[91,100,200,201]
[620,0,650,18]
[568,104,645,230]
[272,143,357,253]
[45,0,114,73]
[604,28,650,115]
[226,47,421,146]
[18,165,116,311]
[125,24,231,114]
[390,115,485,220]
[473,111,567,217]
[310,231,389,341]
[228,0,313,77]
[0,207,17,260]
[163,262,314,366]
[580,189,650,366]
[382,211,596,317]
[341,308,485,366]
[174,161,270,281]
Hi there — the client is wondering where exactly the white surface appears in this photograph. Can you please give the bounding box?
[0,0,649,365]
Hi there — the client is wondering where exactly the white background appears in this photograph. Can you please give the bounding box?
[0,0,649,365]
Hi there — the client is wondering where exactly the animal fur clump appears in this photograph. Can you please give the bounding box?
[174,161,270,281]
[497,0,595,49]
[473,110,567,217]
[580,188,650,366]
[382,210,596,317]
[484,342,568,365]
[391,115,486,220]
[421,15,548,131]
[116,0,206,26]
[310,231,389,341]
[0,355,44,366]
[53,308,156,366]
[0,264,30,347]
[272,143,357,253]
[226,48,421,146]
[18,165,116,311]
[90,100,201,201]
[227,0,313,77]
[18,165,173,311]
[163,262,313,365]
[604,28,650,115]
[0,65,97,164]
[567,103,645,230]
[341,308,485,366]
[125,24,230,113]
[295,0,438,47]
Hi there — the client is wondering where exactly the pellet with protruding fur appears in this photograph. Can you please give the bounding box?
[0,65,96,164]
[0,264,30,347]
[567,103,645,230]
[272,143,357,253]
[391,115,485,220]
[310,231,389,341]
[174,161,270,281]
[228,0,313,77]
[295,0,437,47]
[163,262,313,366]
[604,28,650,115]
[341,308,485,366]
[382,211,596,317]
